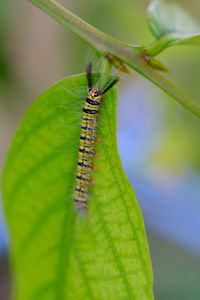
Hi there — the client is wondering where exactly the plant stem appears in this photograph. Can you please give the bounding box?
[28,0,200,119]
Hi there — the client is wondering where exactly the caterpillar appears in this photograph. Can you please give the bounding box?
[74,62,119,214]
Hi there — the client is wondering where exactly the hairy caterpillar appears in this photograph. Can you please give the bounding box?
[74,62,119,213]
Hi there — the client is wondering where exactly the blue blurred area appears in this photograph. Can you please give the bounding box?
[132,168,200,254]
[0,197,9,256]
[117,79,200,255]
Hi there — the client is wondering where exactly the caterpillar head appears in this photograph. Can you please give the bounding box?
[89,88,102,99]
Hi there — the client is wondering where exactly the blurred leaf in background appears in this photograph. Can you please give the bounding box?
[147,0,200,56]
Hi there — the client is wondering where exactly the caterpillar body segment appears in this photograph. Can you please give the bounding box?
[74,62,119,213]
[74,88,102,213]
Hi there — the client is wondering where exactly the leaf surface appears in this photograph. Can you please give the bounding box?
[2,74,153,300]
[147,0,200,56]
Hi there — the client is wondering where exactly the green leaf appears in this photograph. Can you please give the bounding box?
[147,0,200,56]
[2,74,154,300]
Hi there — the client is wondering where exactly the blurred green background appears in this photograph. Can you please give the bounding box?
[0,0,200,299]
